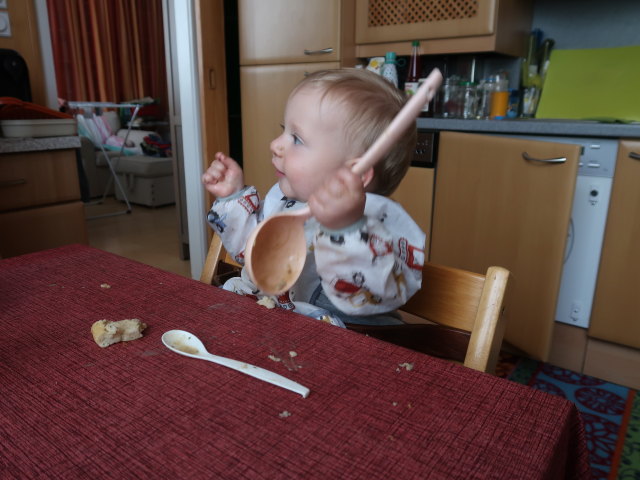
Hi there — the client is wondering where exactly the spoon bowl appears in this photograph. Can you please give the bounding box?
[244,69,443,295]
[162,329,310,398]
[244,210,308,294]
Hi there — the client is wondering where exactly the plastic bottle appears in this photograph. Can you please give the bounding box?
[381,52,398,87]
[489,73,509,119]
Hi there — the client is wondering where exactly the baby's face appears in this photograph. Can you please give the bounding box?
[270,86,353,202]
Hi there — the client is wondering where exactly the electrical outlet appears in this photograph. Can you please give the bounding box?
[0,11,11,37]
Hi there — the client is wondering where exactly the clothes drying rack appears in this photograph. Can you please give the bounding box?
[69,101,142,219]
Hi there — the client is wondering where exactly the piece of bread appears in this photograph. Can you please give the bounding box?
[91,319,147,348]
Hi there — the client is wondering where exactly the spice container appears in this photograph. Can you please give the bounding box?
[507,89,520,118]
[381,52,398,87]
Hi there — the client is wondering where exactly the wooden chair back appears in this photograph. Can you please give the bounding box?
[346,263,509,373]
[200,234,242,286]
[200,235,510,373]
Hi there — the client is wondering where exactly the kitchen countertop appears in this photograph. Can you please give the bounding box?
[418,118,640,138]
[0,136,81,154]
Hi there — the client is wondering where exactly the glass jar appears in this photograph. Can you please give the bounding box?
[441,77,462,118]
[476,78,495,119]
[461,81,477,119]
[417,77,434,117]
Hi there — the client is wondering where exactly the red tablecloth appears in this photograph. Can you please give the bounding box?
[0,245,590,479]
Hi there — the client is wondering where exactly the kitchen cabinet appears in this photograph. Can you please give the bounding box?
[239,0,342,65]
[391,166,433,253]
[238,0,355,197]
[429,131,580,360]
[589,139,640,349]
[355,0,533,58]
[240,62,340,196]
[390,130,437,256]
[0,147,88,257]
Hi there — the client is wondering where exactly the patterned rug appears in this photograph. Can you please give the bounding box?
[497,354,640,480]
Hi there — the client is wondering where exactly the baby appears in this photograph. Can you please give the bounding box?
[202,68,425,326]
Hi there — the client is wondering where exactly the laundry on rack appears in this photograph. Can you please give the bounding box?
[75,110,144,156]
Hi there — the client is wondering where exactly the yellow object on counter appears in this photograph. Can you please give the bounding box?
[536,45,640,122]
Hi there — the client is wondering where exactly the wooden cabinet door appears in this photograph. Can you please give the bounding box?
[391,166,434,257]
[354,0,533,58]
[239,0,341,65]
[240,62,340,197]
[589,140,640,348]
[430,132,580,360]
[0,150,80,211]
[356,0,496,44]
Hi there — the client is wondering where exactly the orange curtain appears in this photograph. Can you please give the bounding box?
[47,0,167,115]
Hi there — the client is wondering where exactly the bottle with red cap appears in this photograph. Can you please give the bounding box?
[404,41,433,117]
[404,41,422,98]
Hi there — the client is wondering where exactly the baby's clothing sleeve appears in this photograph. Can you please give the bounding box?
[313,195,425,317]
[206,186,262,265]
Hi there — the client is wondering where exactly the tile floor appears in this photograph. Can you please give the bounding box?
[85,198,191,279]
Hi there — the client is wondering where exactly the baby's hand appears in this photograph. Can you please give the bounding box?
[309,167,366,230]
[202,152,244,198]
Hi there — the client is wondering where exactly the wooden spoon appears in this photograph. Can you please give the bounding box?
[244,68,443,295]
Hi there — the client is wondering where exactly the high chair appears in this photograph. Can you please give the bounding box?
[200,235,510,374]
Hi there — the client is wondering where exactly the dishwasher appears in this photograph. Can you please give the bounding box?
[505,135,618,328]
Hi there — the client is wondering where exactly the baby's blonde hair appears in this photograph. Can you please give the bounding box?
[291,68,416,196]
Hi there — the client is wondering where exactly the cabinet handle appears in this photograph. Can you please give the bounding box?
[522,152,566,164]
[629,152,640,160]
[304,47,333,55]
[0,178,27,188]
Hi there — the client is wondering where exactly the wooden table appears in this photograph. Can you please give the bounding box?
[0,245,590,479]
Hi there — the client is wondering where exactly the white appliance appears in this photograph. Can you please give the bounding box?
[522,136,617,328]
[554,138,617,328]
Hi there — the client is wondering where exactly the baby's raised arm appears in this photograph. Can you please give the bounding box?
[202,152,245,198]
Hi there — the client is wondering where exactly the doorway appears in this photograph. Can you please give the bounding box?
[37,0,188,273]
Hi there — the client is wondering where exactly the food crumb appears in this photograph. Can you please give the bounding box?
[397,362,414,371]
[392,401,398,407]
[268,355,281,362]
[256,296,276,309]
[279,411,292,418]
[100,283,111,289]
[289,351,298,358]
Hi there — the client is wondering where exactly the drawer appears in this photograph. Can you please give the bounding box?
[0,149,81,212]
[0,201,88,257]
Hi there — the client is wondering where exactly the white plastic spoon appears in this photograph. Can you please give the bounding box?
[162,330,310,398]
[244,68,443,295]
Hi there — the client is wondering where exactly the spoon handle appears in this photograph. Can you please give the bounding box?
[352,68,443,176]
[202,352,310,398]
